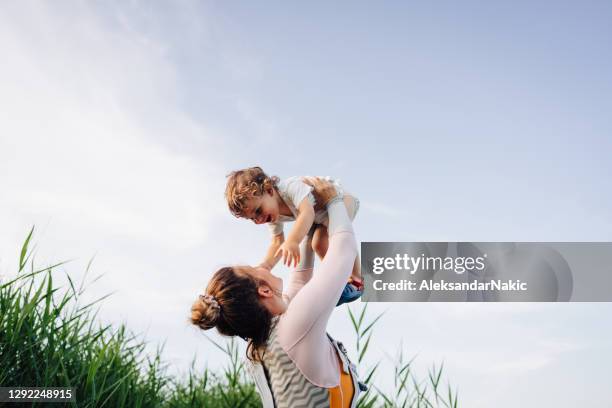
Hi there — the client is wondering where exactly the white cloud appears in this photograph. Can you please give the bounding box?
[0,2,224,251]
[0,1,286,379]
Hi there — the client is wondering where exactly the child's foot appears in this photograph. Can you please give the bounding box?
[336,278,363,306]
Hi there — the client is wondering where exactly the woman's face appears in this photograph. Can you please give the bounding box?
[251,265,283,292]
[236,265,286,315]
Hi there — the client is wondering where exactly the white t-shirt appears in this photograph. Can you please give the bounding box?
[268,176,343,236]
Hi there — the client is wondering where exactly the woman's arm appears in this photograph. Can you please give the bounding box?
[277,179,357,350]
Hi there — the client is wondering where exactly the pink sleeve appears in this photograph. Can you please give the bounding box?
[276,199,357,387]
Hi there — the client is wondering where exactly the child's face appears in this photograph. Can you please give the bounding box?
[242,189,279,225]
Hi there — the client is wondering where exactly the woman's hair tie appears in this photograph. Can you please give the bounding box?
[199,293,220,311]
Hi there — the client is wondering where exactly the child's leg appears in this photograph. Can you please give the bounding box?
[312,225,328,260]
[298,227,316,270]
[351,253,362,284]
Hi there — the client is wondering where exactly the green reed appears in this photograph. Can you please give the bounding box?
[349,304,459,408]
[0,228,260,407]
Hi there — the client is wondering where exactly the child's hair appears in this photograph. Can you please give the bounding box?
[225,166,279,218]
[190,266,275,362]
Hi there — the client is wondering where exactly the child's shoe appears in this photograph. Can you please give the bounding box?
[336,278,363,306]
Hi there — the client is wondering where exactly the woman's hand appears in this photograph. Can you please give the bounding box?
[303,177,338,211]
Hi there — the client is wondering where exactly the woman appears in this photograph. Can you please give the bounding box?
[191,177,363,408]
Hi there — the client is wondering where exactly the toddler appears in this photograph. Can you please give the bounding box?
[225,166,362,306]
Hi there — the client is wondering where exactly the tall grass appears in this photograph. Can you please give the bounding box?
[1,229,459,407]
[165,337,258,407]
[0,228,259,407]
[349,304,459,408]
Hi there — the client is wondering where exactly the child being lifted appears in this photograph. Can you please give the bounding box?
[225,166,363,306]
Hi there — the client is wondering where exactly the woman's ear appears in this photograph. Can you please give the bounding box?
[257,284,273,298]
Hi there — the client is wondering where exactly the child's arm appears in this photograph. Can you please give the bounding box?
[275,198,315,267]
[259,233,284,270]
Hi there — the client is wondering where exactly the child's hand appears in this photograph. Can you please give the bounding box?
[274,240,300,268]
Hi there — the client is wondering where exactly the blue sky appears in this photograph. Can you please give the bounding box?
[1,2,611,406]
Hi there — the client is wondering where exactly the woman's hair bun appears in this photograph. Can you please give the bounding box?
[190,293,221,330]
